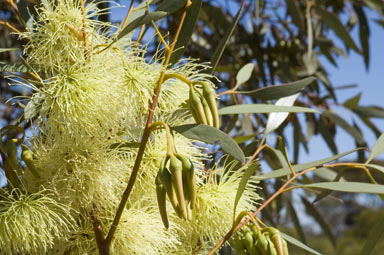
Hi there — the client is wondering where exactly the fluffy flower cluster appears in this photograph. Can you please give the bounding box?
[1,1,262,254]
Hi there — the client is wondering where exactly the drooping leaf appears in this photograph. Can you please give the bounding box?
[16,1,31,25]
[276,136,294,173]
[318,116,338,154]
[281,232,322,255]
[353,4,370,70]
[208,5,243,74]
[313,167,346,181]
[366,133,384,164]
[116,0,187,42]
[262,144,290,170]
[169,0,202,66]
[256,148,361,180]
[219,104,318,115]
[316,7,361,53]
[236,63,254,86]
[360,216,384,255]
[233,134,258,144]
[324,111,365,144]
[343,93,361,109]
[354,106,384,118]
[123,1,154,29]
[303,182,384,194]
[172,124,245,163]
[365,164,384,174]
[233,163,259,216]
[265,93,300,134]
[286,198,307,244]
[155,0,186,13]
[313,169,345,203]
[117,12,167,41]
[302,197,336,247]
[285,0,305,32]
[234,76,316,100]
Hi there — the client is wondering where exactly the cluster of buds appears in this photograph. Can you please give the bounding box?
[189,82,220,128]
[234,225,289,255]
[1,126,40,189]
[153,122,197,228]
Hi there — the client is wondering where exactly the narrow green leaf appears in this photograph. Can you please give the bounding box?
[155,0,186,13]
[365,164,384,174]
[208,5,243,74]
[265,94,300,134]
[343,93,361,109]
[366,133,384,164]
[219,104,319,115]
[318,116,338,154]
[353,4,370,70]
[276,136,294,173]
[316,7,361,53]
[262,144,290,170]
[285,0,305,32]
[172,124,245,163]
[0,48,20,53]
[169,0,202,66]
[360,217,384,255]
[324,111,365,144]
[117,11,167,40]
[16,1,31,25]
[233,163,259,216]
[286,199,307,244]
[256,148,361,180]
[313,167,345,181]
[281,232,322,255]
[313,169,345,203]
[303,182,384,194]
[354,106,384,118]
[234,77,316,100]
[233,134,257,144]
[116,0,187,42]
[123,1,150,28]
[302,197,336,247]
[236,63,254,86]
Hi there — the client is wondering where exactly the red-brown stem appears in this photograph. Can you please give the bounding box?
[98,2,192,254]
[91,204,108,254]
[208,167,316,255]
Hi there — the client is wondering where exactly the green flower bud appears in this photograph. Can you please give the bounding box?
[176,153,197,210]
[189,87,207,125]
[201,96,213,126]
[233,234,247,255]
[21,145,41,179]
[169,155,187,220]
[201,82,220,128]
[155,170,169,229]
[242,230,254,253]
[159,158,181,218]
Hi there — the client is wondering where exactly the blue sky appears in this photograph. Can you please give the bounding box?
[300,17,384,163]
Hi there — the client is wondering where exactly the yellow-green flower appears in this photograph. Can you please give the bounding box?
[0,188,75,255]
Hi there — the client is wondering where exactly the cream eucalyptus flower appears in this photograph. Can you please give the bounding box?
[0,188,75,255]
